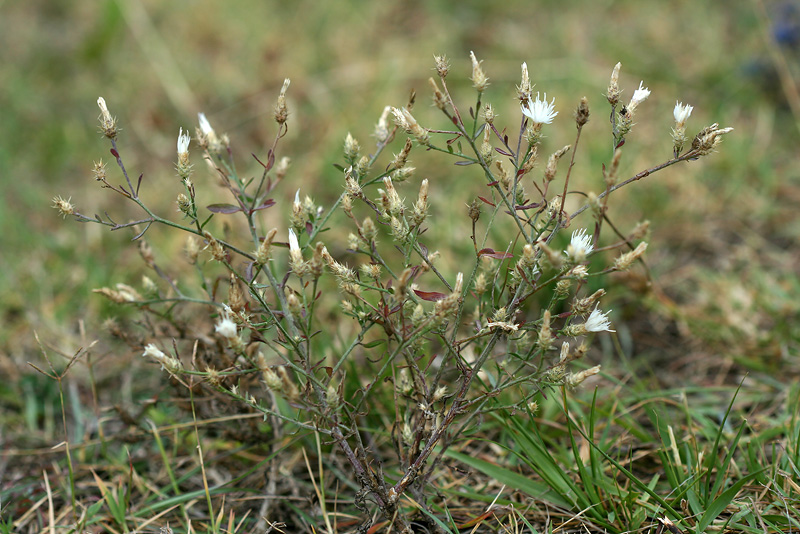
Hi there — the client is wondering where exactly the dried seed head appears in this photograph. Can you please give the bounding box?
[275,156,291,182]
[544,145,571,182]
[434,54,450,78]
[565,365,601,388]
[410,178,429,226]
[606,62,621,106]
[517,62,533,102]
[203,231,227,262]
[575,97,590,127]
[93,159,107,182]
[429,77,447,110]
[391,107,430,146]
[356,155,370,176]
[255,228,278,265]
[185,236,200,264]
[374,106,392,143]
[605,148,623,186]
[382,176,404,217]
[469,51,489,92]
[629,220,650,240]
[344,166,362,198]
[517,243,539,271]
[479,125,493,163]
[482,103,497,125]
[138,240,155,267]
[52,195,75,218]
[274,78,291,125]
[228,273,246,312]
[97,97,118,138]
[536,239,565,270]
[691,123,734,156]
[468,198,481,223]
[392,139,414,170]
[572,288,606,316]
[613,241,648,271]
[142,343,182,373]
[362,217,377,243]
[538,310,553,350]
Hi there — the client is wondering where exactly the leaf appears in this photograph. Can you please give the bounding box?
[251,199,276,211]
[478,248,513,259]
[495,147,512,156]
[414,289,448,301]
[477,196,496,207]
[454,160,474,166]
[206,203,242,214]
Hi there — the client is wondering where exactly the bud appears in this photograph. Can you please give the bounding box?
[374,106,392,143]
[97,97,118,138]
[575,97,590,127]
[382,177,404,217]
[433,273,463,320]
[203,231,227,262]
[613,241,648,271]
[469,51,489,92]
[228,273,246,312]
[255,228,279,265]
[536,239,565,270]
[434,54,450,78]
[429,77,447,110]
[361,217,377,243]
[185,236,200,264]
[690,123,734,156]
[544,145,571,182]
[344,132,360,164]
[285,288,302,316]
[274,78,290,125]
[391,139,413,170]
[555,279,571,298]
[604,149,623,187]
[482,103,497,125]
[565,365,602,388]
[176,193,193,218]
[572,289,606,316]
[538,310,553,351]
[606,63,621,106]
[517,62,533,103]
[410,178,429,226]
[391,107,430,146]
[468,198,481,223]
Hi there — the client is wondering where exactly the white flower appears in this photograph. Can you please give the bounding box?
[288,228,300,254]
[197,113,214,136]
[177,127,191,156]
[584,306,615,333]
[628,81,651,111]
[143,343,167,361]
[215,308,238,339]
[673,101,693,126]
[566,228,593,262]
[521,92,558,124]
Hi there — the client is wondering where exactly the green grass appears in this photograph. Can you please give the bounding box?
[2,0,800,532]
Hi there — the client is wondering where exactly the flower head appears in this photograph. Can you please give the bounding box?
[673,101,693,126]
[584,306,615,333]
[177,127,191,156]
[627,81,650,113]
[566,228,594,262]
[215,307,238,339]
[97,97,117,138]
[198,113,214,136]
[522,92,558,125]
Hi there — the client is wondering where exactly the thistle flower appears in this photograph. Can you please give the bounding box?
[584,306,615,332]
[522,92,558,125]
[566,228,594,263]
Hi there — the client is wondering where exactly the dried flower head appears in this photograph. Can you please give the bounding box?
[469,50,489,92]
[52,195,75,218]
[691,123,734,156]
[374,106,392,143]
[391,107,430,146]
[566,365,601,388]
[613,241,648,271]
[142,343,182,373]
[517,62,533,102]
[434,54,450,78]
[274,78,291,125]
[606,62,621,106]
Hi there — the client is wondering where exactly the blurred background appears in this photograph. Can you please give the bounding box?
[1,0,798,433]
